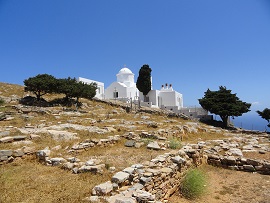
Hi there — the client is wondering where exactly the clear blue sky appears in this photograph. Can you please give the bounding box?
[0,0,270,114]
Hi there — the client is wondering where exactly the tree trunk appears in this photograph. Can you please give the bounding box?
[220,115,229,128]
[35,92,41,101]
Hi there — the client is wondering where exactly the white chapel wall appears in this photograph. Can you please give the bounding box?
[77,77,104,100]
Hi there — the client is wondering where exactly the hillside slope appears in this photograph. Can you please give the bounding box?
[0,82,269,203]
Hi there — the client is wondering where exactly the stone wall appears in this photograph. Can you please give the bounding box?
[87,145,206,203]
[0,149,27,162]
[208,154,270,175]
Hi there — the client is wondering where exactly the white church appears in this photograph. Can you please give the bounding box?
[104,67,139,102]
[81,66,183,111]
[78,65,209,120]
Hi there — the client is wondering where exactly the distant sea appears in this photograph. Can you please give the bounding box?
[214,112,269,132]
[232,113,269,132]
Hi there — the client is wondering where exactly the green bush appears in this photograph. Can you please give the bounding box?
[181,168,207,199]
[168,137,182,149]
[0,98,4,106]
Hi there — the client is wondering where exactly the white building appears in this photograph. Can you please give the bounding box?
[105,66,139,101]
[140,83,183,111]
[77,77,105,100]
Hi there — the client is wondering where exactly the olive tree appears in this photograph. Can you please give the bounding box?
[24,74,57,101]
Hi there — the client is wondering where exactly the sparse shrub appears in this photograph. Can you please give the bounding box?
[0,98,4,106]
[168,137,182,149]
[142,138,154,145]
[181,168,207,199]
[105,163,111,170]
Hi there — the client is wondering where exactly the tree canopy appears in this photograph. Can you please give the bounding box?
[57,77,97,101]
[72,81,97,102]
[24,74,57,101]
[257,108,270,128]
[56,77,78,100]
[198,86,251,128]
[136,64,152,100]
[24,74,97,105]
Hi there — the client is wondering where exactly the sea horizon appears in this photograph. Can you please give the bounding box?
[210,111,269,132]
[230,113,268,132]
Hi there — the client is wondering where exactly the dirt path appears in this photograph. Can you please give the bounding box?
[169,165,270,203]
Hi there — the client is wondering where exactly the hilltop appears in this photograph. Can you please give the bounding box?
[0,82,269,203]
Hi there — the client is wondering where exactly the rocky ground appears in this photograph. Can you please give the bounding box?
[170,164,270,203]
[0,82,269,203]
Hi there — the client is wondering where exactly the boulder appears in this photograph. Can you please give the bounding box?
[67,157,80,163]
[171,155,186,165]
[0,155,8,161]
[30,134,41,140]
[160,167,173,174]
[0,136,14,143]
[225,156,236,165]
[140,176,152,184]
[242,145,254,150]
[125,140,136,147]
[36,149,51,161]
[243,165,255,172]
[62,162,75,170]
[50,157,66,166]
[115,197,136,203]
[108,194,136,203]
[86,196,100,202]
[0,150,13,157]
[13,150,24,157]
[228,148,243,157]
[246,159,262,166]
[123,167,135,175]
[134,142,144,148]
[147,141,161,150]
[133,190,155,202]
[0,131,10,137]
[129,183,144,191]
[92,181,113,196]
[112,171,130,184]
[153,154,167,162]
[21,146,35,154]
[131,164,144,169]
[78,164,105,174]
[85,159,96,166]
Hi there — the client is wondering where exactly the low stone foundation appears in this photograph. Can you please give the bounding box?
[207,154,270,175]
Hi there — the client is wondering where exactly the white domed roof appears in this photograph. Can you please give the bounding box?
[118,67,133,74]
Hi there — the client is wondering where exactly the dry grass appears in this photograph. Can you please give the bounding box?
[0,82,231,203]
[0,157,111,203]
[75,139,165,170]
[169,164,270,203]
[0,82,24,97]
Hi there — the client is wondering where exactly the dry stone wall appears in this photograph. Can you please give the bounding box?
[207,154,270,175]
[87,145,206,203]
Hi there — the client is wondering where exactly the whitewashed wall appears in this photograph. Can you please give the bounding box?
[77,77,104,100]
